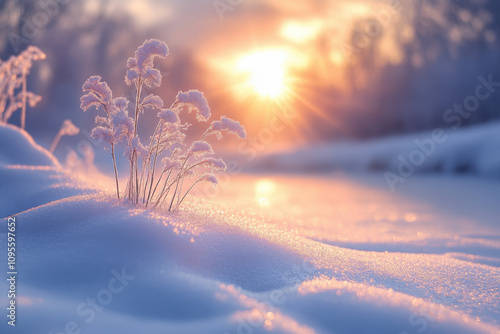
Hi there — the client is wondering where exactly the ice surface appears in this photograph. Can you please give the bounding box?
[0,125,499,334]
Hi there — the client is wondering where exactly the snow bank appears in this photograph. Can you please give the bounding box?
[2,192,498,334]
[0,123,59,167]
[0,124,106,218]
[0,165,99,218]
[253,122,500,176]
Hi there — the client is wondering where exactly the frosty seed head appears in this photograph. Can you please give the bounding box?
[141,94,164,113]
[81,76,112,112]
[210,116,246,139]
[188,141,214,157]
[60,120,80,136]
[175,90,211,122]
[91,126,113,144]
[125,39,168,87]
[200,173,218,185]
[161,157,182,172]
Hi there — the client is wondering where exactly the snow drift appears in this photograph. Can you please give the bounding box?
[0,123,59,168]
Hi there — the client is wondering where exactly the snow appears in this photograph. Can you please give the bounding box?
[1,124,499,334]
[132,39,169,73]
[176,90,211,122]
[125,39,168,88]
[81,76,113,110]
[158,109,179,123]
[188,140,214,156]
[0,123,59,168]
[141,94,164,111]
[210,116,247,139]
[253,122,500,177]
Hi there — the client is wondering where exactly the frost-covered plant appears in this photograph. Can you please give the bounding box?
[80,76,134,200]
[50,119,80,153]
[81,39,246,210]
[0,46,45,129]
[124,39,169,204]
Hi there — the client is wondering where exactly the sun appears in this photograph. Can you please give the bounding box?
[237,50,287,98]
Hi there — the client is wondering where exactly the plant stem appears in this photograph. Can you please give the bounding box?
[168,149,193,211]
[21,71,26,130]
[132,78,142,204]
[111,143,120,200]
[140,120,163,204]
[156,172,180,208]
[135,152,139,204]
[147,170,165,207]
[170,129,213,209]
[154,172,170,208]
[49,131,62,153]
[177,180,201,208]
[128,159,134,201]
[175,175,184,210]
[145,122,164,206]
[133,79,142,136]
[152,170,166,200]
[168,175,181,212]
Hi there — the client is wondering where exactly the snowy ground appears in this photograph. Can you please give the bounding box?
[1,124,499,334]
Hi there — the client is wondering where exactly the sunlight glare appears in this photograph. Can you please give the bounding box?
[237,50,287,98]
[255,179,276,208]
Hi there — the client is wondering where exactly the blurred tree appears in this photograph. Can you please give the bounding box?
[309,0,500,140]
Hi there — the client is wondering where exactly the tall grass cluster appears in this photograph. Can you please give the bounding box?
[81,39,246,210]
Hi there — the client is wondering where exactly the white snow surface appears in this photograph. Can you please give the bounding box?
[0,123,59,168]
[0,124,499,334]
